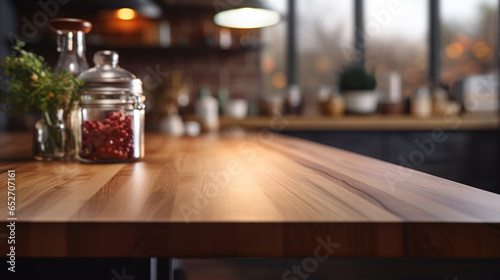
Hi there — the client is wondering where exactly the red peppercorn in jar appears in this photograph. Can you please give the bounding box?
[75,50,145,162]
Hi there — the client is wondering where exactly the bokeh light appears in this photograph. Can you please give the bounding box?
[116,8,136,20]
[445,42,463,59]
[272,72,287,89]
[472,42,491,58]
[261,56,276,74]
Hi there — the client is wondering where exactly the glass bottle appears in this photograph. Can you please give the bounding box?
[47,18,92,159]
[49,18,92,76]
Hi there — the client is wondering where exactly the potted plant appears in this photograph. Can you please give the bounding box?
[338,66,379,114]
[0,40,83,160]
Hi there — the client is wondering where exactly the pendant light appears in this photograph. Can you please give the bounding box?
[214,0,281,29]
[101,0,162,19]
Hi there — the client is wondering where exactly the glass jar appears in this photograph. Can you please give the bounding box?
[76,50,145,163]
[33,110,68,161]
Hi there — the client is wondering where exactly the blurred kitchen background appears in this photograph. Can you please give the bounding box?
[0,0,499,192]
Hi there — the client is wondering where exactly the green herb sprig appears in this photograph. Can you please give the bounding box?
[0,40,84,116]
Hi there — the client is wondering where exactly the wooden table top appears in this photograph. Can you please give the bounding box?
[1,132,500,258]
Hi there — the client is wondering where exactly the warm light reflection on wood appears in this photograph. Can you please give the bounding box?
[1,133,500,258]
[1,133,500,223]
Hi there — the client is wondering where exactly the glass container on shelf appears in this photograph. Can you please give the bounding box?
[76,50,145,163]
[49,18,92,76]
[195,87,219,132]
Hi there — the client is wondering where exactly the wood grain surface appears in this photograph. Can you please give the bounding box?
[0,132,500,258]
[219,112,500,131]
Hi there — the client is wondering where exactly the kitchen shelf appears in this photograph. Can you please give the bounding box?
[219,112,500,131]
[23,41,261,53]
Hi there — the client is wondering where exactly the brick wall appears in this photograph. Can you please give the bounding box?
[118,48,262,101]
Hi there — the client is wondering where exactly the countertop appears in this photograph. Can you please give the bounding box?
[219,112,500,131]
[1,132,500,258]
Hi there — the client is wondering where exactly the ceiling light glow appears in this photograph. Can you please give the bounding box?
[116,8,136,20]
[214,8,281,29]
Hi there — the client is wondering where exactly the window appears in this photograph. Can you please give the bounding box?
[364,0,429,98]
[297,0,354,88]
[261,1,287,94]
[259,0,499,103]
[440,0,498,85]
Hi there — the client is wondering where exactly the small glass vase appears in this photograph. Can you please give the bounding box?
[33,109,74,161]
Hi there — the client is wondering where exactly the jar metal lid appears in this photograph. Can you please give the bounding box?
[78,50,144,96]
[80,79,143,95]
